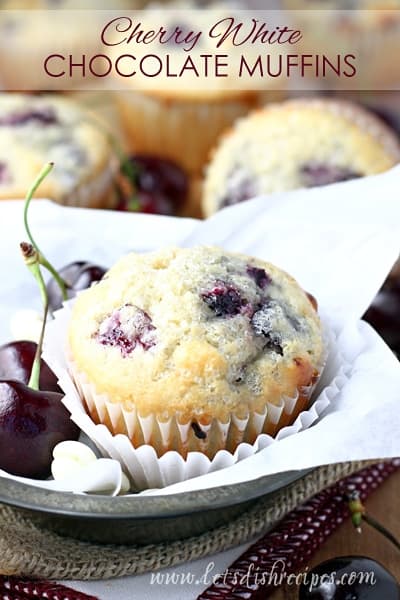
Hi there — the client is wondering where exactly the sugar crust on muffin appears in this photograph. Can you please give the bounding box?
[203,98,400,216]
[68,246,324,421]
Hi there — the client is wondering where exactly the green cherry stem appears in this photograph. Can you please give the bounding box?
[348,490,400,553]
[362,513,400,553]
[87,115,140,210]
[20,242,49,391]
[23,162,67,302]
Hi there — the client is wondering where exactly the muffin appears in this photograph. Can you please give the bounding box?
[112,4,284,178]
[203,98,400,217]
[0,0,137,91]
[0,93,117,208]
[282,0,400,89]
[67,246,324,459]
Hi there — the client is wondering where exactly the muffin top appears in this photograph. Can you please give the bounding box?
[0,93,114,203]
[68,246,324,420]
[203,98,400,216]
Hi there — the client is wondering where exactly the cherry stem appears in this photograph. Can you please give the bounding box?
[362,514,400,553]
[348,489,400,554]
[23,162,67,302]
[20,243,49,391]
[87,115,140,209]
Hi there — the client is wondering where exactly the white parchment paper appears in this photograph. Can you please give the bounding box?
[0,166,399,495]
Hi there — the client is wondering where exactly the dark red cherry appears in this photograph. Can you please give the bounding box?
[118,155,188,215]
[363,277,400,357]
[0,380,79,478]
[298,556,400,599]
[301,163,362,187]
[47,261,106,312]
[136,190,175,216]
[0,341,60,393]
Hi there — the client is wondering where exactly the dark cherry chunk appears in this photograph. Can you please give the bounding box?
[97,305,156,357]
[299,556,400,599]
[0,107,58,127]
[191,421,207,439]
[301,162,362,187]
[251,300,284,355]
[246,265,271,290]
[201,281,248,317]
[0,161,10,184]
[220,176,256,208]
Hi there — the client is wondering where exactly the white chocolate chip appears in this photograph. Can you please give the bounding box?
[51,440,97,481]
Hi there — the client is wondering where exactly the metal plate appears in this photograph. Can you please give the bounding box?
[0,469,311,544]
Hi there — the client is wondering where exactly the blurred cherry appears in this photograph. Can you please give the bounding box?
[47,261,106,311]
[298,555,399,599]
[363,276,400,357]
[117,154,188,216]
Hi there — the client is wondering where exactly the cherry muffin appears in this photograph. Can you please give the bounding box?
[282,0,400,89]
[203,98,400,216]
[0,0,138,91]
[67,246,324,459]
[112,4,284,178]
[0,93,117,208]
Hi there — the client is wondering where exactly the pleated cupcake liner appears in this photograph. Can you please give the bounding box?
[42,299,339,492]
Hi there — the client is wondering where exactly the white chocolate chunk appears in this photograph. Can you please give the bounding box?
[51,440,97,481]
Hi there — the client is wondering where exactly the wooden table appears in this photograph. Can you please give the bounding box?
[270,469,400,599]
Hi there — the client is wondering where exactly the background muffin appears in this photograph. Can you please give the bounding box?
[203,98,400,216]
[0,0,139,90]
[0,93,117,208]
[68,246,324,459]
[112,3,284,184]
[282,0,400,89]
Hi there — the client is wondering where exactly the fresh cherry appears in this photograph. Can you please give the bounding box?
[0,340,60,393]
[363,277,400,357]
[118,154,188,216]
[0,380,79,478]
[0,164,81,479]
[47,261,106,311]
[298,556,400,599]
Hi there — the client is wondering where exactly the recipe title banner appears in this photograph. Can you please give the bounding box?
[1,9,399,91]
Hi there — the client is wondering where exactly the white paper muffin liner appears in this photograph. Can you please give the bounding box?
[43,300,337,492]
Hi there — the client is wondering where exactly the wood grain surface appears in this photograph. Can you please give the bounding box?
[270,469,400,599]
